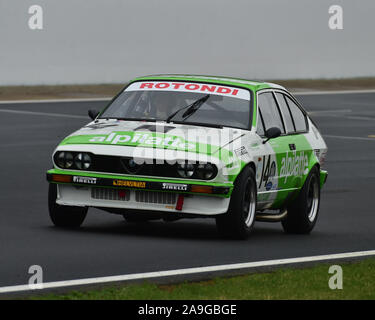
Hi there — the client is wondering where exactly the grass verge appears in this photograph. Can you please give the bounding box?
[32,258,375,300]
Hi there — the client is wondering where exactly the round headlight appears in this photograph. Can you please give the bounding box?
[56,151,73,169]
[74,153,91,170]
[197,163,216,180]
[121,158,143,174]
[177,163,195,178]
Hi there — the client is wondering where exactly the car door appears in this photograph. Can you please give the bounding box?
[255,91,288,209]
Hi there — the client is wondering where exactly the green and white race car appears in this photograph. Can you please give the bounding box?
[47,75,328,239]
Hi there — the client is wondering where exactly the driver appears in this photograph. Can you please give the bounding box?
[151,92,177,119]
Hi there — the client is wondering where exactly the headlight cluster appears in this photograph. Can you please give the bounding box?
[55,151,92,170]
[121,158,144,174]
[54,152,217,180]
[177,162,217,180]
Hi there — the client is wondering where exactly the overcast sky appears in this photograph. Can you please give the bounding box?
[0,0,374,85]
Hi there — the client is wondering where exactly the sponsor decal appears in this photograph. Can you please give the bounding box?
[259,156,276,189]
[113,180,146,188]
[126,81,250,100]
[89,132,196,150]
[162,183,188,191]
[72,176,97,184]
[234,146,248,157]
[280,151,309,183]
[265,181,273,191]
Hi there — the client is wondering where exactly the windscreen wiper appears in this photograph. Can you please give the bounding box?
[166,94,210,123]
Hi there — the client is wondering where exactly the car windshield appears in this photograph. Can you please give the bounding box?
[99,81,252,129]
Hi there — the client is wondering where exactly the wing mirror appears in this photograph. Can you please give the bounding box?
[263,127,281,144]
[88,109,100,120]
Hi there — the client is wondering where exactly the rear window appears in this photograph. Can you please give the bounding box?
[275,93,295,133]
[285,96,307,132]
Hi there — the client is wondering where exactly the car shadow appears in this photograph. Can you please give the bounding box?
[43,217,293,242]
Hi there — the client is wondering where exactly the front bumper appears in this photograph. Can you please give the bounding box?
[46,169,233,215]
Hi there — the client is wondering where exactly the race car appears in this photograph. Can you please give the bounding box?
[46,74,328,239]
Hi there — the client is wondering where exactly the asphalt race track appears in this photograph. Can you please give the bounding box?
[0,91,375,290]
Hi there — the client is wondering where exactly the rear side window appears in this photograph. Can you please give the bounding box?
[275,93,295,133]
[258,93,285,134]
[285,96,307,132]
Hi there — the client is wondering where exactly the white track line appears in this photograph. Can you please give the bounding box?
[324,134,375,141]
[0,109,87,119]
[0,97,111,104]
[307,109,352,115]
[345,116,375,121]
[0,250,374,294]
[294,89,375,96]
[0,108,346,119]
[1,107,361,121]
[0,89,375,105]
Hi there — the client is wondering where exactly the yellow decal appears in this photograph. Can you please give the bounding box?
[113,180,146,188]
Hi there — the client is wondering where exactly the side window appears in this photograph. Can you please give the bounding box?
[275,93,295,133]
[285,96,307,132]
[258,92,285,134]
[256,109,265,136]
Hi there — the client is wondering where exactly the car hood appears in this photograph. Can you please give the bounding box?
[59,119,246,156]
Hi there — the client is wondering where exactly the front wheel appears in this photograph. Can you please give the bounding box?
[48,184,87,228]
[281,166,320,234]
[216,166,257,239]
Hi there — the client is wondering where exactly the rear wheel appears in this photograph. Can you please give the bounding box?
[48,184,87,228]
[282,166,320,234]
[216,166,257,239]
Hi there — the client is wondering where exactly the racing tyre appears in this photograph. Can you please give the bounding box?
[216,166,257,239]
[282,166,320,234]
[48,184,88,228]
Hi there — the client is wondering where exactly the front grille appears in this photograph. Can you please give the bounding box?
[92,156,181,178]
[88,156,217,180]
[135,191,176,204]
[91,188,130,201]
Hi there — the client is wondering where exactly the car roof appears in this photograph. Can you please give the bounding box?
[131,74,287,92]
